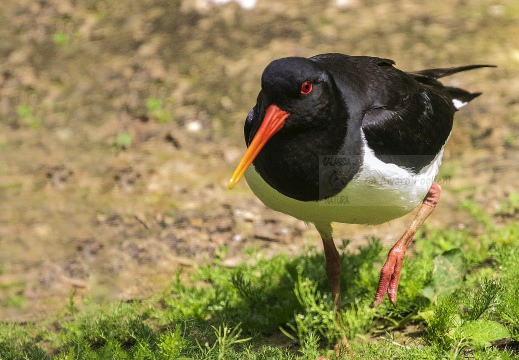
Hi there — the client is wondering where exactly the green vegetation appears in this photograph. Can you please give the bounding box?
[2,204,519,359]
[114,132,133,150]
[53,33,70,46]
[146,98,172,124]
[0,280,27,309]
[497,193,519,217]
[17,105,42,129]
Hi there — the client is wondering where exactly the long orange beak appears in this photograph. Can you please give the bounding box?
[227,104,290,189]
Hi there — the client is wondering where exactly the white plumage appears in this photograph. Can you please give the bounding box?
[245,129,447,225]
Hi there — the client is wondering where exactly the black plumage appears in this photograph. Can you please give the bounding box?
[244,54,494,199]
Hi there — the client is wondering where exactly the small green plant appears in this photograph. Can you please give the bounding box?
[505,133,516,146]
[53,33,70,46]
[0,323,48,360]
[424,294,459,349]
[465,279,501,321]
[421,249,467,303]
[214,245,229,264]
[17,105,42,129]
[65,289,77,316]
[6,294,27,308]
[424,280,510,355]
[146,98,171,123]
[496,192,519,216]
[459,199,494,231]
[495,246,519,341]
[282,275,344,346]
[298,331,321,359]
[197,323,251,360]
[115,132,132,149]
[156,325,185,358]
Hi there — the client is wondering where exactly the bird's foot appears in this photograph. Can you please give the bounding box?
[334,335,350,357]
[372,241,406,307]
[317,335,350,359]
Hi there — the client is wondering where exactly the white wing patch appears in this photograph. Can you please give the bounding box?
[452,99,468,110]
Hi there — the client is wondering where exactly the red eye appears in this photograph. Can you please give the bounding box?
[300,81,313,94]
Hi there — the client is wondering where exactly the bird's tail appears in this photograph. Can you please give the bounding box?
[408,64,496,79]
[409,64,496,109]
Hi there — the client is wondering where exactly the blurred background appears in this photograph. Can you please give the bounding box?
[0,0,517,321]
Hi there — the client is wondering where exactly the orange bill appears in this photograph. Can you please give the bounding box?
[227,104,290,189]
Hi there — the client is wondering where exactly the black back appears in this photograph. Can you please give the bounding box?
[245,53,492,201]
[311,54,492,172]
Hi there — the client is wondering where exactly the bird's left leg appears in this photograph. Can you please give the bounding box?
[315,222,342,313]
[373,182,441,307]
[315,222,350,356]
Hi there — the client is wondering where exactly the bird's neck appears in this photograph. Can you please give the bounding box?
[253,108,362,202]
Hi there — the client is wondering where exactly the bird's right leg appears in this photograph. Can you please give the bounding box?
[373,182,441,307]
[316,222,342,313]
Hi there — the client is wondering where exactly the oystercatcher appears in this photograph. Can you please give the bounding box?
[228,53,494,310]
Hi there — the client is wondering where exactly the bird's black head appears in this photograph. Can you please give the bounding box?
[258,57,338,132]
[228,56,354,201]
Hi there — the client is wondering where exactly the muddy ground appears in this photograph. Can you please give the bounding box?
[0,0,518,322]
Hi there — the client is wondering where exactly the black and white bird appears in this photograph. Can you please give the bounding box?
[227,53,494,310]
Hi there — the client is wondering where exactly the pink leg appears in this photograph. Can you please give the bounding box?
[316,222,342,313]
[315,223,351,357]
[372,182,441,307]
[322,238,341,313]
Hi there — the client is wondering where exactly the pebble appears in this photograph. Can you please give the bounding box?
[186,121,202,133]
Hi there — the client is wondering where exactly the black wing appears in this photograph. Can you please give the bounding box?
[310,54,460,172]
[360,62,493,172]
[361,88,455,173]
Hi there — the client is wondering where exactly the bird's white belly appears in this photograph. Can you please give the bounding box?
[245,142,445,225]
